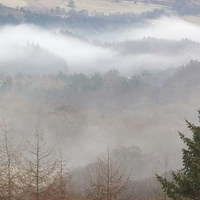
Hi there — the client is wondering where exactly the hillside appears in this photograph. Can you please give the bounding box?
[0,0,200,20]
[0,0,166,14]
[1,0,199,9]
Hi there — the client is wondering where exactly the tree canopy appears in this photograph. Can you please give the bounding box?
[157,110,200,200]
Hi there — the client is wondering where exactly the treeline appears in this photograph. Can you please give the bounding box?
[0,4,165,28]
[0,69,161,110]
[108,38,200,56]
[1,0,200,27]
[1,60,200,109]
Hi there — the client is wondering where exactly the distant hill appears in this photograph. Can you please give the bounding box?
[110,38,200,56]
[0,0,166,14]
[0,0,199,10]
[0,45,68,75]
[0,0,199,17]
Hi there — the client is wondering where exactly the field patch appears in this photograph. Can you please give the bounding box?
[0,0,27,7]
[68,0,165,15]
[0,0,166,15]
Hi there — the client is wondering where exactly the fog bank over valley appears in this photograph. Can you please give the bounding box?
[102,17,200,42]
[0,8,200,197]
[1,17,200,74]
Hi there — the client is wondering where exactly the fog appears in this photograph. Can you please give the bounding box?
[0,15,200,183]
[93,17,200,42]
[0,24,115,74]
[1,17,200,75]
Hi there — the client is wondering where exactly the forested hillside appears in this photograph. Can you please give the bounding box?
[0,0,200,199]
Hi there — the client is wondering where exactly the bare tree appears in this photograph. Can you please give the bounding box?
[21,129,57,200]
[46,151,76,200]
[0,120,22,200]
[85,148,134,200]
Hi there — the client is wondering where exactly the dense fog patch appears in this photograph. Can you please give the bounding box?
[97,17,200,42]
[0,24,116,74]
[1,19,200,75]
[0,16,200,181]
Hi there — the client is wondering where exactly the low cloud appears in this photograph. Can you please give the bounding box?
[0,18,200,75]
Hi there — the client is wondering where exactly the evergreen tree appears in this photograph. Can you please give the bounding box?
[156,110,200,200]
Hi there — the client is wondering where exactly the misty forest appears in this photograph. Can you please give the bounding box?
[1,0,200,200]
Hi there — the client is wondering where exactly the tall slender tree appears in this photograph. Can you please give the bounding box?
[46,152,75,200]
[0,120,22,200]
[85,148,133,200]
[22,129,57,200]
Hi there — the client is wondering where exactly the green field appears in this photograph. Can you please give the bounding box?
[0,0,166,15]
